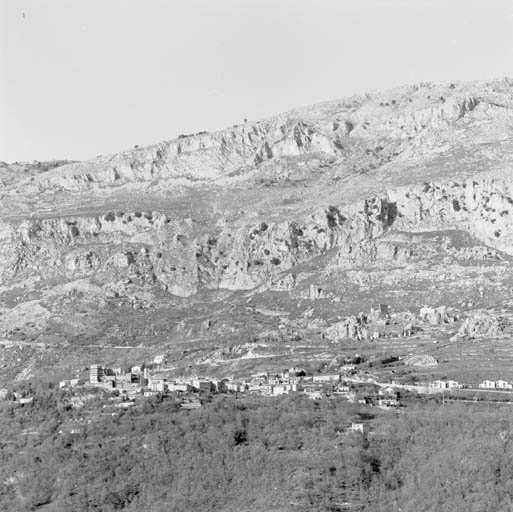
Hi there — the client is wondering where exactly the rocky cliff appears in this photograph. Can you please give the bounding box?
[2,175,513,298]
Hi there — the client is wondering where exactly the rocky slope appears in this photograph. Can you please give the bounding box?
[3,78,513,382]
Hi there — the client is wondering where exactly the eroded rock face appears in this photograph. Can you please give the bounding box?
[3,173,513,297]
[0,187,419,298]
[457,312,509,338]
[3,79,513,300]
[11,117,344,194]
[325,316,369,342]
[404,354,439,367]
[0,204,345,295]
[419,306,458,326]
[388,179,513,254]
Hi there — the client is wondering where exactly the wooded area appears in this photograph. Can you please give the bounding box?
[1,388,512,511]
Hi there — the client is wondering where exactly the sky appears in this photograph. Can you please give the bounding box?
[1,0,513,162]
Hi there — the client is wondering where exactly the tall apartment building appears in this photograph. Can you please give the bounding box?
[90,364,104,383]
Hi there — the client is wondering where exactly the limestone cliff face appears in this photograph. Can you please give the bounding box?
[3,174,513,296]
[0,207,336,293]
[3,79,513,298]
[0,207,342,296]
[388,178,513,253]
[334,178,513,268]
[0,196,396,296]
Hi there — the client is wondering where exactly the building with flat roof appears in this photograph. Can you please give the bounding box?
[90,365,104,383]
[350,422,369,434]
[192,379,212,393]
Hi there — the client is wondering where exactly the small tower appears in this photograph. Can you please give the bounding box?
[89,364,104,383]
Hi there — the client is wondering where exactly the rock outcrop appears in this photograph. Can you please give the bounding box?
[419,306,458,326]
[456,312,509,338]
[325,313,370,342]
[404,354,439,367]
[0,197,393,296]
[4,172,513,297]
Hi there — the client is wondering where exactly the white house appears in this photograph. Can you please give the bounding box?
[153,354,166,365]
[59,378,81,389]
[378,386,397,396]
[272,385,288,396]
[378,398,398,408]
[496,380,513,390]
[478,380,496,389]
[148,378,168,392]
[431,380,462,390]
[168,383,190,393]
[312,374,340,383]
[350,422,369,434]
[226,382,246,393]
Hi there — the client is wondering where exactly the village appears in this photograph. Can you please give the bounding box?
[4,349,513,419]
[2,300,513,418]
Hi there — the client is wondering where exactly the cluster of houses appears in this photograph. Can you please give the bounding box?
[0,388,34,404]
[54,368,513,406]
[7,346,513,413]
[57,361,408,410]
[430,379,464,390]
[64,363,361,403]
[478,379,513,390]
[223,369,354,400]
[429,379,513,391]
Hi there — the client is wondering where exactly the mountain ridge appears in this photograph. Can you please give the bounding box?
[2,78,513,384]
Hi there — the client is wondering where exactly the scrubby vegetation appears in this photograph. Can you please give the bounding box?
[1,389,513,511]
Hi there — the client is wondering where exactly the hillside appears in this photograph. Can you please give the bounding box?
[2,78,513,384]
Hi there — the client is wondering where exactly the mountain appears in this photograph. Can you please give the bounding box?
[2,78,513,384]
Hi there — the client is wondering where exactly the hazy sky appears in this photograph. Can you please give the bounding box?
[1,0,512,162]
